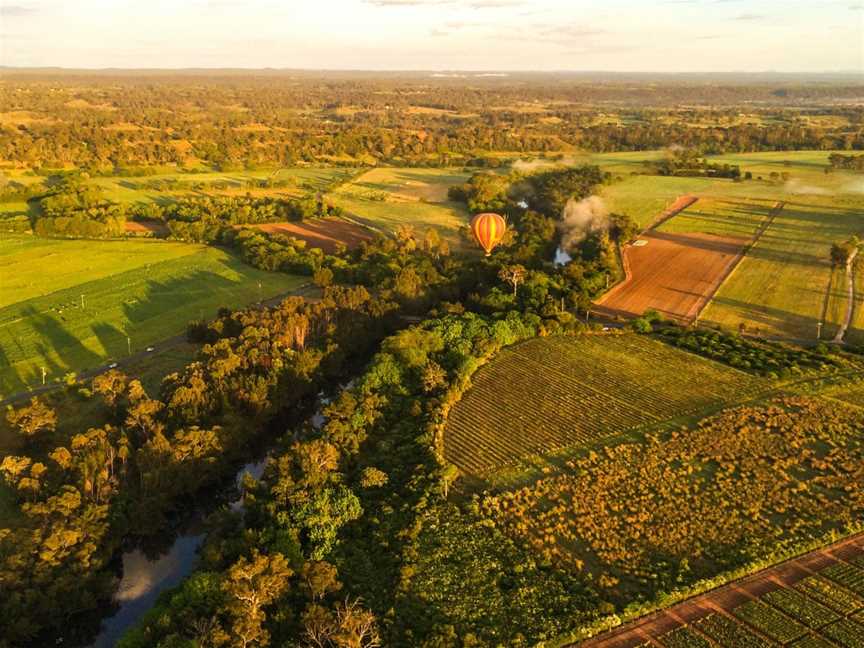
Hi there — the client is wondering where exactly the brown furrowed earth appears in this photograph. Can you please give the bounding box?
[244,217,374,252]
[124,219,169,236]
[595,230,750,323]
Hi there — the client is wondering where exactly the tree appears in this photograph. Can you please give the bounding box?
[300,560,342,601]
[498,264,527,297]
[358,467,388,489]
[223,551,293,648]
[92,369,128,415]
[6,397,56,439]
[313,267,334,288]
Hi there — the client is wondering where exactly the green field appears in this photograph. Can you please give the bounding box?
[0,235,306,394]
[701,196,863,341]
[88,167,353,205]
[600,175,718,228]
[327,167,471,241]
[656,196,775,239]
[444,334,767,477]
[574,151,864,344]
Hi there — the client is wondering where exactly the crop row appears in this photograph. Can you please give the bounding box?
[656,626,711,648]
[693,612,773,648]
[822,563,864,597]
[732,599,809,644]
[444,334,767,474]
[762,587,840,628]
[794,576,864,615]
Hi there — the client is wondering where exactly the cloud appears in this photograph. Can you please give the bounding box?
[733,13,766,20]
[0,5,38,17]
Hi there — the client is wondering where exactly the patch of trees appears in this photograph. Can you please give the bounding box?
[656,326,838,377]
[34,181,126,238]
[129,194,343,243]
[0,287,400,646]
[2,75,862,170]
[828,153,864,172]
[656,148,741,179]
[119,310,605,646]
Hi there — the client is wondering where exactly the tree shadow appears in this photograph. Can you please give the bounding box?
[6,305,105,390]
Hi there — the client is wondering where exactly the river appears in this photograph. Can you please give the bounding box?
[89,384,344,647]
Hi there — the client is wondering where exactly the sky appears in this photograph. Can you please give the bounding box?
[1,0,862,72]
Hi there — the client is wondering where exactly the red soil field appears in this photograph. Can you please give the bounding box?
[595,230,749,323]
[245,217,374,253]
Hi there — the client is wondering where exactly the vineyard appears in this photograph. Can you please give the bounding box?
[480,397,864,604]
[443,334,766,475]
[586,550,864,647]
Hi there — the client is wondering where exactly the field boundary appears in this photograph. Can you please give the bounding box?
[645,194,699,231]
[693,200,785,324]
[597,194,698,308]
[569,530,864,647]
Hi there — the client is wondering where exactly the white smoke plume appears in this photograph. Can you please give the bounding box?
[559,195,609,250]
[843,178,864,194]
[512,156,578,174]
[784,179,830,195]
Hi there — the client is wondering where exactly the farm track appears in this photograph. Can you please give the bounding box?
[645,195,699,231]
[833,248,859,344]
[576,531,864,648]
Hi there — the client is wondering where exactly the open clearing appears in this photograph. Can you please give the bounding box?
[242,217,374,252]
[597,199,776,322]
[327,167,471,241]
[0,236,305,395]
[444,334,765,476]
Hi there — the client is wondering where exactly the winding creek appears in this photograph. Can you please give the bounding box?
[90,385,344,647]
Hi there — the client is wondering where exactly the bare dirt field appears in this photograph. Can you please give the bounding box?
[596,230,750,323]
[124,220,169,236]
[246,217,373,252]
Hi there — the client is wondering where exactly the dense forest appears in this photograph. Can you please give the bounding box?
[1,73,863,170]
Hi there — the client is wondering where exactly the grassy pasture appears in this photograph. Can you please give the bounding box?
[701,197,864,340]
[656,197,774,239]
[327,167,471,240]
[87,167,353,206]
[600,175,718,228]
[0,236,305,394]
[444,334,766,477]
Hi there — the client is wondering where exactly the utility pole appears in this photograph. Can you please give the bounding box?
[81,294,85,309]
[817,321,823,340]
[127,336,131,356]
[41,367,47,386]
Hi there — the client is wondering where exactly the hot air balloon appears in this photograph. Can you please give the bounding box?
[470,212,507,256]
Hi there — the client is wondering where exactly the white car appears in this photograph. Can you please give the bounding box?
[145,346,155,352]
[107,362,118,369]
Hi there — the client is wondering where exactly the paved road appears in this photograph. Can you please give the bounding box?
[0,283,317,407]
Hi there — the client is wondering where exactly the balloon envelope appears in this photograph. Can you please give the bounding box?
[470,212,507,256]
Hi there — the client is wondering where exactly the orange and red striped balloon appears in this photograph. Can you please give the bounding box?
[470,212,507,256]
